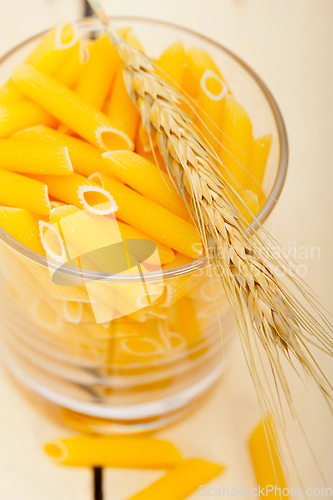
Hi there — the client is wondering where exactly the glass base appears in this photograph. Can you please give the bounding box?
[3,354,224,434]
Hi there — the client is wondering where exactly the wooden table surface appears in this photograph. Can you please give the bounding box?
[0,1,332,498]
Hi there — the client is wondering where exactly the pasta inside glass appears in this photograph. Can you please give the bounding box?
[0,17,287,433]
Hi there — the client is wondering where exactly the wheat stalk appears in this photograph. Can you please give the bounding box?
[88,2,333,413]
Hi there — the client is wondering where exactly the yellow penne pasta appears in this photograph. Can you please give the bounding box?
[106,64,140,143]
[0,169,50,215]
[92,172,203,258]
[219,94,253,191]
[122,29,145,52]
[196,69,229,153]
[0,207,45,254]
[135,124,166,170]
[56,189,173,266]
[249,134,272,201]
[31,172,113,213]
[172,296,202,344]
[74,35,119,110]
[125,459,224,500]
[162,252,194,270]
[102,151,189,219]
[44,435,182,468]
[0,140,72,175]
[0,100,58,138]
[183,46,224,100]
[156,42,186,88]
[11,125,108,176]
[249,417,288,497]
[117,220,175,265]
[0,22,79,105]
[50,204,79,224]
[12,64,134,151]
[49,200,66,209]
[53,41,85,88]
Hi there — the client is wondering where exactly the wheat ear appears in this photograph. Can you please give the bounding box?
[88,3,333,412]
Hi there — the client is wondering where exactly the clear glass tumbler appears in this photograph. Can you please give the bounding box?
[0,17,288,433]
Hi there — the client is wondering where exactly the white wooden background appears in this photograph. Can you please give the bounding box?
[0,1,332,498]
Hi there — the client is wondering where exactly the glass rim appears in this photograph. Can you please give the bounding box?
[0,15,288,283]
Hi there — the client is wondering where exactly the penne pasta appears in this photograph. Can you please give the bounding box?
[0,140,72,175]
[74,35,119,110]
[124,459,224,500]
[219,94,253,191]
[91,172,203,258]
[0,169,50,215]
[196,69,229,153]
[0,22,79,105]
[12,64,134,151]
[182,46,224,100]
[0,100,58,138]
[156,42,186,89]
[52,41,85,89]
[106,63,140,143]
[249,417,288,497]
[249,134,272,206]
[172,296,202,344]
[117,220,175,265]
[11,125,109,176]
[31,172,114,214]
[135,124,166,170]
[122,29,145,52]
[162,252,194,270]
[102,151,189,219]
[0,207,45,254]
[44,435,182,468]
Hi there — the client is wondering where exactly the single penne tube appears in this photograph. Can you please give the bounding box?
[106,63,140,143]
[30,295,64,333]
[219,94,253,191]
[52,40,85,88]
[44,435,182,468]
[0,207,45,255]
[249,133,272,192]
[156,41,186,88]
[0,100,58,138]
[249,416,288,497]
[11,125,109,176]
[92,172,203,258]
[12,64,134,151]
[162,252,194,270]
[0,169,50,215]
[0,22,79,105]
[182,46,224,100]
[172,296,201,344]
[102,151,189,219]
[31,172,115,214]
[0,140,72,175]
[74,35,119,110]
[196,69,229,153]
[125,459,224,500]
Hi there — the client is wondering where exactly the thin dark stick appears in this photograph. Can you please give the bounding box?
[93,467,103,500]
[84,0,94,17]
